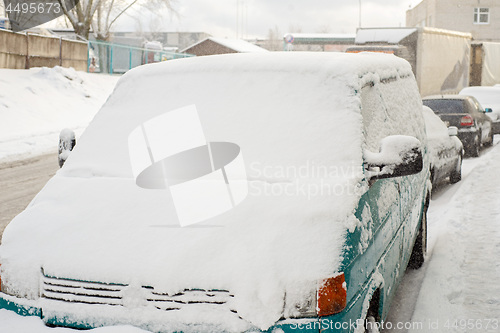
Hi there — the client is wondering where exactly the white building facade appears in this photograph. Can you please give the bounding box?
[406,0,500,41]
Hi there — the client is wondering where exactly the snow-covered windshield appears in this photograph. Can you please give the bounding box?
[62,53,365,182]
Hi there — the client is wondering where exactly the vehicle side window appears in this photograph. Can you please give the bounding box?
[466,99,477,114]
[377,77,426,142]
[471,98,484,113]
[360,82,389,152]
[360,76,425,150]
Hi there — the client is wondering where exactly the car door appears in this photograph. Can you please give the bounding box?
[469,97,492,143]
[360,80,404,311]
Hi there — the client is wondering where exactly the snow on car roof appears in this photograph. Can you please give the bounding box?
[461,86,500,93]
[423,94,469,100]
[1,52,414,330]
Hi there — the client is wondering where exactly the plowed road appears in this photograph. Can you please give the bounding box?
[0,153,58,243]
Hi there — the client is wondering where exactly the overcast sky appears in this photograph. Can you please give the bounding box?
[115,0,423,39]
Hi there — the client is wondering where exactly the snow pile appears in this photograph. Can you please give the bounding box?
[1,52,416,330]
[409,141,500,332]
[0,66,119,161]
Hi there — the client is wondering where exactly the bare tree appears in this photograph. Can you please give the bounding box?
[317,24,331,34]
[264,25,282,51]
[58,0,175,41]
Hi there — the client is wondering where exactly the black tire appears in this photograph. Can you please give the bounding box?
[467,134,480,157]
[430,168,435,186]
[408,205,427,269]
[449,155,462,184]
[364,289,381,333]
[483,130,494,147]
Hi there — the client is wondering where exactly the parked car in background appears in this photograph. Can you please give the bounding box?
[422,106,463,185]
[423,95,493,157]
[0,17,10,30]
[142,41,163,65]
[0,53,430,333]
[459,86,500,134]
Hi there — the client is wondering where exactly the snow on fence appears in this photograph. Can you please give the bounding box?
[0,29,87,71]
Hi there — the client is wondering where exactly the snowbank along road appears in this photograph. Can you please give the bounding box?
[382,138,500,332]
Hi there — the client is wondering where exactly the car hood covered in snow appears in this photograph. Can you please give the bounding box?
[0,52,415,329]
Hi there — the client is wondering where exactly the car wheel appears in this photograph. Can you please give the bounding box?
[408,204,427,269]
[467,134,480,157]
[449,155,462,184]
[364,289,381,333]
[483,130,494,147]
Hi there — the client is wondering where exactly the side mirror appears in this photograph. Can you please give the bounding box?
[58,128,76,168]
[448,126,458,137]
[485,108,493,113]
[364,135,423,180]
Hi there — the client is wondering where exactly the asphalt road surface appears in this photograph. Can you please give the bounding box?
[0,153,58,243]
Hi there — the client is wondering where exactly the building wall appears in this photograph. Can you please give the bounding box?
[406,0,437,27]
[407,0,500,41]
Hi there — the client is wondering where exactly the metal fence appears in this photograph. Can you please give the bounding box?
[88,40,194,74]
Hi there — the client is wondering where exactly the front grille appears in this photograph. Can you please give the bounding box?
[41,275,125,306]
[41,274,236,312]
[145,287,236,312]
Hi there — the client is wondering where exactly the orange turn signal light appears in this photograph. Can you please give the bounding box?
[317,273,347,317]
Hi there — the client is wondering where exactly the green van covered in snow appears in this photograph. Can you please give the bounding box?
[0,52,430,332]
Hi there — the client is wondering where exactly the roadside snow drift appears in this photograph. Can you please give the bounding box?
[0,67,119,161]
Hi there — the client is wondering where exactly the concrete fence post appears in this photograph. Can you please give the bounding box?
[59,36,63,66]
[25,32,29,69]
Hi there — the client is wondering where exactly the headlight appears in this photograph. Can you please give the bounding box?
[284,273,347,318]
[284,280,317,318]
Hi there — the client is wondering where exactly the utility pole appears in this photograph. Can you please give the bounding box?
[359,0,362,28]
[236,0,239,38]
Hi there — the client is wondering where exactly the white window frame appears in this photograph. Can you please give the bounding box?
[474,7,490,24]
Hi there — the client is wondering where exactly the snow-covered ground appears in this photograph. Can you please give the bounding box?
[0,67,119,162]
[406,140,500,332]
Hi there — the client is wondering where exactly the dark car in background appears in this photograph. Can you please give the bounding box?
[422,106,463,186]
[423,95,493,157]
[459,86,500,134]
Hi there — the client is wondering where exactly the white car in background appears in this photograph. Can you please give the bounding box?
[459,86,500,134]
[422,106,463,185]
